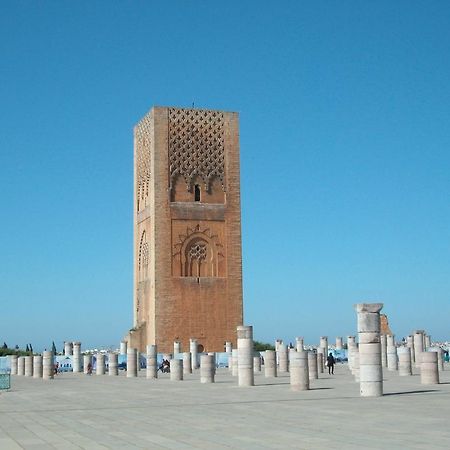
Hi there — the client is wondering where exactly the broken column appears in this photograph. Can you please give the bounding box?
[24,356,33,377]
[33,355,43,378]
[320,336,328,359]
[173,341,181,357]
[72,342,81,373]
[183,352,192,375]
[397,347,412,376]
[336,337,343,350]
[231,349,239,377]
[120,341,127,355]
[108,353,118,376]
[380,334,387,368]
[316,348,325,374]
[429,347,444,372]
[64,341,73,356]
[253,355,261,372]
[225,341,232,353]
[83,354,92,374]
[406,335,415,365]
[424,334,431,349]
[42,351,54,380]
[200,354,215,383]
[170,359,183,381]
[277,343,289,373]
[413,330,424,368]
[189,338,198,369]
[126,348,137,378]
[386,335,398,371]
[290,350,309,391]
[8,355,18,375]
[308,351,318,380]
[355,302,383,397]
[264,350,277,377]
[17,356,25,376]
[295,337,304,352]
[421,351,439,384]
[347,336,356,372]
[146,345,157,379]
[96,353,105,375]
[237,325,254,387]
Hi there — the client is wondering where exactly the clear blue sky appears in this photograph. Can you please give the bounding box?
[1,1,449,351]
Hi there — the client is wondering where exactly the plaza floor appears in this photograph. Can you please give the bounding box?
[0,364,449,449]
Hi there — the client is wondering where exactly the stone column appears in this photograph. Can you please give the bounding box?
[9,355,18,375]
[307,351,318,380]
[33,355,43,378]
[316,348,324,374]
[170,359,183,381]
[173,341,181,357]
[397,347,412,376]
[183,352,192,375]
[429,347,444,371]
[253,355,261,372]
[17,356,25,376]
[228,354,233,372]
[200,354,215,383]
[42,351,54,380]
[347,336,356,372]
[264,350,277,377]
[353,348,360,382]
[277,343,289,373]
[336,337,343,350]
[189,338,198,369]
[290,351,309,391]
[380,334,387,368]
[96,353,105,375]
[386,335,398,371]
[24,356,33,377]
[406,335,415,364]
[146,345,158,379]
[421,351,439,384]
[72,342,81,373]
[120,341,127,355]
[295,337,304,352]
[83,354,92,374]
[413,331,424,368]
[320,336,328,359]
[424,334,431,349]
[126,348,137,378]
[64,341,72,356]
[136,351,141,371]
[108,353,118,376]
[225,341,232,353]
[231,349,239,376]
[355,303,383,397]
[237,325,254,387]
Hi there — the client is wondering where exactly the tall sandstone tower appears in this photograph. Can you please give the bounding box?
[128,107,243,353]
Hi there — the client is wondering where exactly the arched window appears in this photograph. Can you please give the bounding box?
[194,184,201,202]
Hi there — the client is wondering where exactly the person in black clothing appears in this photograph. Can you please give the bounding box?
[327,353,335,375]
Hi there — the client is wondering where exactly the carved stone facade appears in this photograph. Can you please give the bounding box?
[128,107,243,353]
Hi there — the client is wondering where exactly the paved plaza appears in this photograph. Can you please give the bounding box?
[1,364,449,449]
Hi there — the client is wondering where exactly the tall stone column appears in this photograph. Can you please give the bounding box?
[126,348,137,378]
[225,342,232,353]
[96,353,105,375]
[277,343,289,373]
[421,352,439,385]
[355,303,383,397]
[183,352,192,374]
[8,355,18,375]
[83,354,92,374]
[320,336,328,360]
[24,356,33,377]
[33,355,43,378]
[237,325,254,387]
[347,336,356,372]
[429,347,444,371]
[231,349,239,376]
[72,342,81,373]
[64,341,73,356]
[264,350,277,377]
[200,354,215,383]
[386,335,398,371]
[307,351,318,380]
[189,338,198,369]
[424,334,431,349]
[380,334,387,368]
[290,351,309,391]
[253,355,261,372]
[406,335,415,364]
[108,353,118,376]
[335,337,343,350]
[17,356,25,376]
[170,359,183,381]
[173,341,181,357]
[413,331,424,368]
[397,347,412,376]
[316,348,324,374]
[146,345,158,379]
[42,351,54,380]
[295,337,304,352]
[120,341,127,355]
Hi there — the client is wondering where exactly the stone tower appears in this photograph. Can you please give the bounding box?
[127,107,243,353]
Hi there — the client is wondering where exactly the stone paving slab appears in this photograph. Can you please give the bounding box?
[1,364,449,449]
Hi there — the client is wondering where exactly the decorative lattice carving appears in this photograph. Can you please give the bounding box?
[169,108,225,192]
[135,113,152,212]
[138,231,149,273]
[188,243,207,261]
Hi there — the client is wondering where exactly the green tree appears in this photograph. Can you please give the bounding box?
[253,341,275,352]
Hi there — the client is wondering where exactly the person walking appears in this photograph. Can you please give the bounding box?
[327,353,335,375]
